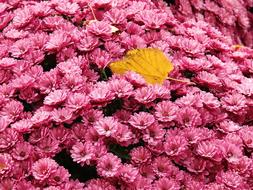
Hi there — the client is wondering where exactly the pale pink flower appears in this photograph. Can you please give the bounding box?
[196,141,218,159]
[104,41,125,57]
[65,92,90,111]
[164,135,188,157]
[51,107,74,124]
[135,10,167,29]
[90,48,112,68]
[94,116,119,137]
[216,120,242,133]
[77,33,99,52]
[134,86,156,104]
[36,136,60,157]
[176,107,202,127]
[155,101,178,122]
[0,153,13,179]
[31,109,51,126]
[87,21,113,38]
[11,119,33,133]
[0,57,17,68]
[70,141,96,166]
[195,71,222,88]
[126,22,144,35]
[11,142,32,161]
[89,86,114,106]
[104,8,127,26]
[0,116,11,132]
[142,124,165,146]
[152,156,172,178]
[216,171,243,189]
[112,123,135,146]
[108,78,133,98]
[44,30,72,52]
[220,141,243,164]
[32,158,58,181]
[82,109,104,126]
[130,147,151,165]
[0,128,18,151]
[44,89,68,106]
[54,0,80,15]
[124,71,146,87]
[153,178,180,190]
[239,128,253,149]
[221,93,247,114]
[97,153,121,178]
[118,164,139,183]
[12,7,34,28]
[129,112,155,130]
[1,100,23,121]
[84,179,116,190]
[48,166,70,186]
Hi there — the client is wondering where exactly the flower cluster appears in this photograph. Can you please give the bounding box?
[1,0,253,189]
[170,0,253,47]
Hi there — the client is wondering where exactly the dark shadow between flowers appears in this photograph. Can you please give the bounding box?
[54,149,98,182]
[42,53,57,72]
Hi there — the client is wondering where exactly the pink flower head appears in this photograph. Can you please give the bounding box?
[216,171,243,189]
[44,89,68,106]
[176,106,202,127]
[54,0,80,15]
[0,116,11,132]
[153,177,180,190]
[94,116,119,137]
[65,92,90,111]
[89,82,114,105]
[31,109,51,126]
[129,112,155,130]
[220,141,243,164]
[48,166,70,186]
[195,71,222,88]
[97,153,121,178]
[108,78,133,98]
[152,156,172,178]
[51,108,74,124]
[134,86,156,104]
[155,101,178,123]
[164,135,188,157]
[130,147,151,165]
[104,8,127,26]
[87,21,113,38]
[142,124,165,146]
[239,128,253,149]
[90,48,112,68]
[1,100,23,121]
[112,123,135,146]
[44,30,72,52]
[196,141,218,159]
[221,93,247,114]
[0,153,13,179]
[11,119,33,133]
[117,164,139,183]
[216,120,242,133]
[135,10,167,29]
[77,33,99,52]
[84,178,116,190]
[12,7,34,28]
[0,128,18,151]
[71,141,96,166]
[0,57,17,68]
[11,142,32,161]
[32,158,58,181]
[124,71,146,87]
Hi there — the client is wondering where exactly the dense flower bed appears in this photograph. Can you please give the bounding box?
[1,0,253,189]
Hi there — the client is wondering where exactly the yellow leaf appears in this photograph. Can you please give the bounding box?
[109,48,174,84]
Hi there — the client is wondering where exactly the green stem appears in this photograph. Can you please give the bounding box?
[101,69,108,80]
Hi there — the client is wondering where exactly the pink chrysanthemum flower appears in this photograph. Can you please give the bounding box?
[94,116,119,137]
[153,177,180,190]
[155,101,178,123]
[44,89,68,106]
[97,153,121,178]
[142,124,165,146]
[84,178,116,190]
[32,158,58,181]
[216,171,243,189]
[48,166,70,186]
[130,147,151,165]
[87,21,113,38]
[152,156,173,178]
[0,153,13,179]
[117,164,139,183]
[0,116,11,132]
[71,141,96,166]
[196,140,218,159]
[11,119,33,133]
[11,142,32,161]
[108,78,133,98]
[221,93,247,115]
[51,108,74,124]
[164,135,188,157]
[129,112,155,130]
[176,107,202,127]
[134,86,156,104]
[0,128,18,151]
[77,33,99,52]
